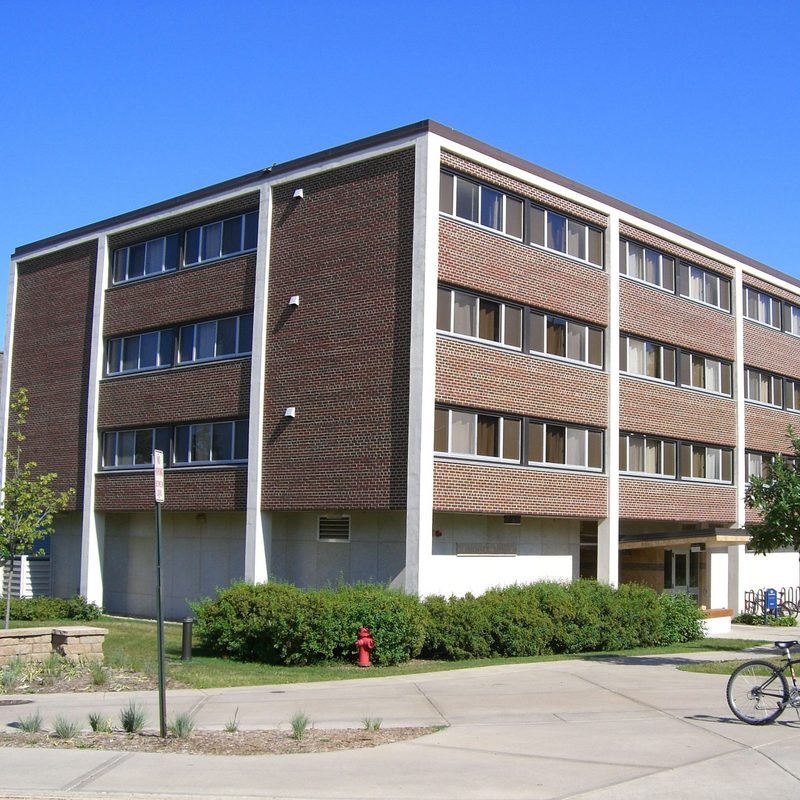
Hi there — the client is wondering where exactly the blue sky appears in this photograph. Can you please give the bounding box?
[2,1,799,348]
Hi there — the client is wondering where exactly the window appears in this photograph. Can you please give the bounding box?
[676,262,731,311]
[527,421,603,470]
[746,451,772,481]
[178,313,254,364]
[786,379,800,411]
[745,367,783,407]
[434,408,521,461]
[679,443,733,482]
[184,211,258,266]
[173,420,248,465]
[619,336,675,382]
[529,205,603,267]
[439,172,523,239]
[106,329,175,375]
[102,427,170,468]
[679,352,732,396]
[437,287,522,348]
[620,241,675,291]
[112,210,258,285]
[785,303,800,336]
[619,434,676,477]
[743,286,781,329]
[530,312,603,367]
[113,234,180,284]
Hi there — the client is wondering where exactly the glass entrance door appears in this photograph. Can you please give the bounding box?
[664,548,699,600]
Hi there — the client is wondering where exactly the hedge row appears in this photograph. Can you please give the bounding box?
[6,595,103,621]
[192,581,704,665]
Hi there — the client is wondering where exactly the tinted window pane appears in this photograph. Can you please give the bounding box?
[174,425,190,463]
[588,328,603,367]
[530,206,545,246]
[128,244,145,279]
[159,330,174,367]
[504,306,522,348]
[587,431,602,469]
[528,422,543,462]
[546,317,567,357]
[103,433,116,467]
[134,429,153,465]
[139,332,159,368]
[503,418,521,460]
[478,299,500,342]
[185,228,201,265]
[195,321,216,360]
[505,197,523,239]
[588,227,603,266]
[165,234,181,269]
[645,249,659,284]
[191,424,213,462]
[451,411,475,454]
[201,222,222,261]
[453,292,476,336]
[238,314,253,353]
[455,179,479,222]
[234,420,249,460]
[662,257,675,291]
[546,425,565,463]
[547,213,566,252]
[566,427,585,466]
[476,415,499,457]
[437,288,452,331]
[434,408,449,452]
[480,187,502,230]
[118,431,135,466]
[439,172,454,214]
[567,220,586,260]
[566,322,586,362]
[178,326,194,363]
[113,250,128,283]
[529,312,545,353]
[664,442,676,476]
[144,238,165,275]
[627,244,644,280]
[222,216,243,255]
[211,422,233,461]
[122,336,139,371]
[216,317,237,356]
[243,212,258,250]
[107,338,122,374]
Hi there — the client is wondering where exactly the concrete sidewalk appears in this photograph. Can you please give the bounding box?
[1,637,799,799]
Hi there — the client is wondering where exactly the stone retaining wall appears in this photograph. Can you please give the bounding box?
[0,626,107,665]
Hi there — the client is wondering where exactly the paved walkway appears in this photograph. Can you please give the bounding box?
[1,627,798,800]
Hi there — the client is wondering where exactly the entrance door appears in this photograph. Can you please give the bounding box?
[664,548,699,600]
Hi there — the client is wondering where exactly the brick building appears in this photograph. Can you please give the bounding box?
[3,121,799,618]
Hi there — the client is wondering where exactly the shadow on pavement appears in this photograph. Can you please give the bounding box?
[582,654,732,667]
[686,713,800,728]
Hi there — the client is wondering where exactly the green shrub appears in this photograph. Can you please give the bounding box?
[421,593,493,660]
[8,595,102,622]
[479,585,553,657]
[732,611,797,627]
[193,582,426,666]
[655,592,704,644]
[606,582,663,649]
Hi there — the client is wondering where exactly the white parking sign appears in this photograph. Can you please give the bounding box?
[154,449,165,503]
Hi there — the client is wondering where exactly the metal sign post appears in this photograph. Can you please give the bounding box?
[154,449,167,737]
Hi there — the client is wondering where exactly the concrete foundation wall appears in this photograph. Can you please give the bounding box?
[51,513,83,599]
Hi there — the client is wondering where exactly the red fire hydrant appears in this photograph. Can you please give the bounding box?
[355,626,375,667]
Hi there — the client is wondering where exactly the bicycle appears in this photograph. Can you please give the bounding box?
[746,595,799,619]
[726,640,800,724]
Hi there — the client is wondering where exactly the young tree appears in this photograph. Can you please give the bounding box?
[746,426,800,557]
[1,389,73,628]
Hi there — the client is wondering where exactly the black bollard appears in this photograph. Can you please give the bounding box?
[181,617,194,662]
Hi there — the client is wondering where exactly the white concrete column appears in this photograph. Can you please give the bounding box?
[728,262,746,612]
[244,184,273,583]
[79,237,109,605]
[707,547,730,609]
[404,133,440,596]
[0,257,19,484]
[598,213,620,586]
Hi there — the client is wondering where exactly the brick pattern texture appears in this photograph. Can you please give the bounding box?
[743,320,800,379]
[620,377,736,445]
[434,461,607,517]
[262,149,415,510]
[95,467,246,512]
[437,338,608,427]
[619,278,735,360]
[744,404,800,453]
[104,253,256,337]
[98,359,250,428]
[439,219,608,327]
[11,241,97,506]
[619,478,736,522]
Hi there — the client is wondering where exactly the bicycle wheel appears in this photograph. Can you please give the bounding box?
[726,660,789,724]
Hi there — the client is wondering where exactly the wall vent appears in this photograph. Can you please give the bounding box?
[318,516,351,542]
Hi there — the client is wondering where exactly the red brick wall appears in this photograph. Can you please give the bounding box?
[620,378,736,445]
[744,273,800,307]
[434,461,607,517]
[619,278,735,359]
[439,219,608,326]
[743,320,800,379]
[437,338,607,427]
[104,254,256,337]
[11,241,97,506]
[619,478,736,522]
[745,404,799,453]
[262,149,415,510]
[97,360,250,428]
[95,467,246,512]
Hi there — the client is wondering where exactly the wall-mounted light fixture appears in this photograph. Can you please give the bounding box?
[288,295,300,307]
[293,188,304,199]
[284,406,296,418]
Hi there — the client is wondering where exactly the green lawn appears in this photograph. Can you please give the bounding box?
[9,616,760,689]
